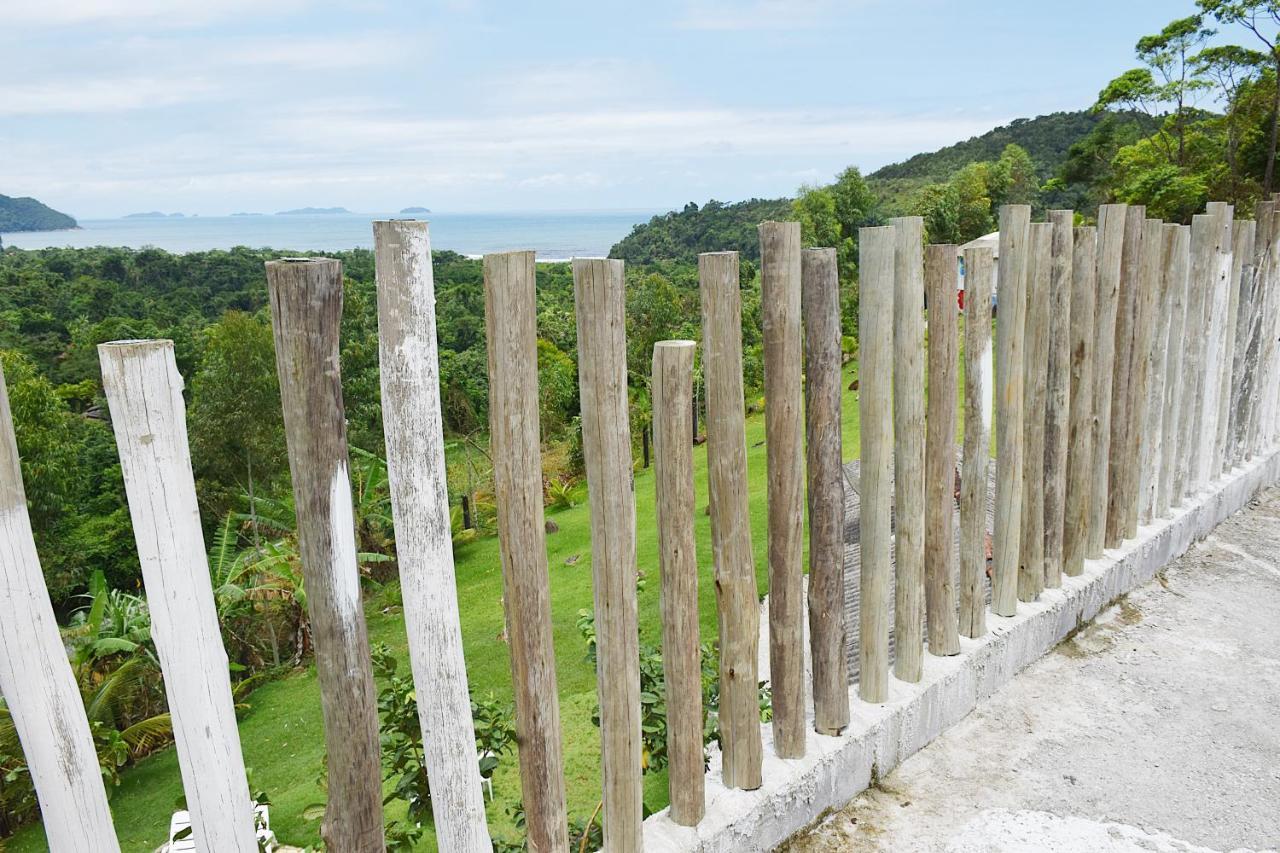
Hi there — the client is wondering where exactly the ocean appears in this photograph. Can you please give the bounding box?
[0,209,660,259]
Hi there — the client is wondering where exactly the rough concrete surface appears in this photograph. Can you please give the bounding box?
[783,488,1280,853]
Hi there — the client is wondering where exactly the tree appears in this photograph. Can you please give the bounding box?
[1193,44,1268,199]
[988,144,1040,208]
[792,166,879,338]
[914,162,994,244]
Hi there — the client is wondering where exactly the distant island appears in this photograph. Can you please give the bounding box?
[125,211,185,219]
[0,193,78,233]
[275,207,351,215]
[400,206,431,214]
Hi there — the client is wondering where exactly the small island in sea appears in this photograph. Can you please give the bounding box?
[275,207,351,215]
[400,206,431,214]
[125,211,185,218]
[0,193,78,232]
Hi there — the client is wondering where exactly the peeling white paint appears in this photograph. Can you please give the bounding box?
[328,458,363,639]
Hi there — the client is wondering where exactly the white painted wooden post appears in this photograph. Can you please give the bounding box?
[1215,221,1253,476]
[372,221,492,852]
[1228,221,1259,468]
[0,367,121,853]
[99,340,258,853]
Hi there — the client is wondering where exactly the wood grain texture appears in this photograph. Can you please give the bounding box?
[266,258,385,853]
[1216,221,1253,476]
[1019,224,1051,601]
[1227,221,1258,469]
[758,221,806,756]
[0,366,121,853]
[699,251,763,787]
[924,244,960,655]
[1251,203,1280,455]
[960,247,993,634]
[1138,219,1172,525]
[1105,205,1145,548]
[1162,225,1192,510]
[1242,203,1275,458]
[1198,204,1233,487]
[1181,215,1216,497]
[1123,218,1162,536]
[1063,226,1097,576]
[1043,211,1073,589]
[857,227,895,700]
[1087,204,1126,557]
[100,340,258,853]
[652,340,705,824]
[801,247,849,734]
[573,258,643,852]
[482,251,569,853]
[372,221,492,852]
[993,205,1031,616]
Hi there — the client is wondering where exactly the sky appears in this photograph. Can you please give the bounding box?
[1,0,1204,218]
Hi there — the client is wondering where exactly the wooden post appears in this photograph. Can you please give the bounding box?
[1227,221,1259,468]
[1137,219,1171,525]
[573,258,643,851]
[1215,221,1253,476]
[889,217,926,679]
[266,259,384,853]
[758,221,806,756]
[1243,203,1276,457]
[699,251,763,787]
[0,367,121,853]
[1251,204,1280,454]
[482,251,569,851]
[653,340,704,825]
[858,227,895,700]
[924,244,960,654]
[372,221,491,852]
[1063,226,1097,575]
[960,246,993,634]
[1181,215,1216,496]
[993,205,1031,616]
[1105,205,1145,548]
[1163,226,1192,510]
[1019,224,1051,601]
[100,341,258,853]
[801,247,849,734]
[1199,205,1234,487]
[1087,204,1126,557]
[1123,218,1162,536]
[1043,211,1073,589]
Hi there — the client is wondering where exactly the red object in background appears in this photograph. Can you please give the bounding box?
[958,287,966,310]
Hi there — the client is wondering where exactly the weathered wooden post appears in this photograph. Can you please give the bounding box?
[759,221,806,756]
[573,257,643,851]
[801,247,849,734]
[1216,221,1254,476]
[653,339,704,825]
[0,367,121,853]
[372,221,491,852]
[891,216,926,677]
[100,340,258,853]
[1181,215,1216,496]
[266,258,385,853]
[925,244,960,654]
[858,226,895,700]
[1123,218,1162,536]
[1198,204,1234,487]
[1020,224,1051,601]
[699,251,763,787]
[960,246,993,634]
[482,251,570,851]
[1043,211,1073,589]
[1064,226,1097,575]
[1137,219,1171,525]
[1228,221,1260,467]
[993,205,1031,616]
[1087,204,1126,557]
[1106,205,1145,548]
[1163,225,1192,509]
[1242,203,1276,458]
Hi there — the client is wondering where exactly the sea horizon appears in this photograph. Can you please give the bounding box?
[0,208,662,259]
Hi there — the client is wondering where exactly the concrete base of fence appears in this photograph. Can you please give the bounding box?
[641,445,1280,853]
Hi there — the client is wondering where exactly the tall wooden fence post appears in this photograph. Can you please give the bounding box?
[573,258,643,852]
[993,204,1031,616]
[1020,224,1051,601]
[1063,226,1097,575]
[759,221,806,756]
[1087,204,1126,557]
[1138,219,1172,525]
[1181,215,1217,496]
[890,216,926,678]
[1043,211,1073,589]
[699,251,763,787]
[1106,205,1145,548]
[0,367,121,853]
[100,340,259,853]
[1124,217,1162,536]
[1226,221,1258,469]
[1243,203,1276,458]
[960,246,993,634]
[372,221,492,852]
[801,247,849,734]
[266,258,385,853]
[653,340,704,825]
[1163,225,1192,510]
[858,227,895,700]
[1199,205,1234,487]
[924,244,960,655]
[482,251,570,851]
[1216,221,1253,476]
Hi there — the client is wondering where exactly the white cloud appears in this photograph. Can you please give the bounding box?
[220,32,419,70]
[0,0,306,28]
[0,77,218,115]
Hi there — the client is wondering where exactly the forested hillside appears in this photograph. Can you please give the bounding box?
[0,193,77,232]
[608,197,792,264]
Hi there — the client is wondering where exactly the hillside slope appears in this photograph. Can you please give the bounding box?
[0,194,77,232]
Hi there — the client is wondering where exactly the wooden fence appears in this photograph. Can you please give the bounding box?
[2,200,1280,852]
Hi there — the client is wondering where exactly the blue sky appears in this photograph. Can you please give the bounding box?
[1,0,1198,218]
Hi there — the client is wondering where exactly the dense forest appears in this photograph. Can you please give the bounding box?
[0,194,77,233]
